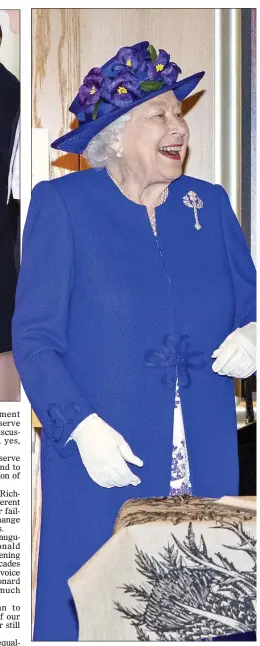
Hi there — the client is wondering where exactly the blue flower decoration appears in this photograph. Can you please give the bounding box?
[113,45,147,76]
[102,41,149,78]
[101,73,142,107]
[73,42,184,122]
[147,49,181,86]
[145,334,206,389]
[78,67,104,108]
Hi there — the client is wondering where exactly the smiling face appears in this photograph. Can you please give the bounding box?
[118,90,189,185]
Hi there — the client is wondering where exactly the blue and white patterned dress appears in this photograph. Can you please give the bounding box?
[169,380,192,495]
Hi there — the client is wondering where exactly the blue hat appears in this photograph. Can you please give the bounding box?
[51,41,205,155]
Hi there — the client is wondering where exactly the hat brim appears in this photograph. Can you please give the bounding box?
[51,71,205,155]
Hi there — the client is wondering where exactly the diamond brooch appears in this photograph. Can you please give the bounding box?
[183,191,203,230]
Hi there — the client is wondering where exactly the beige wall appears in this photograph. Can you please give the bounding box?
[32,8,214,182]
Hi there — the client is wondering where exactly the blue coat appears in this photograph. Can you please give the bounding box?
[12,170,256,641]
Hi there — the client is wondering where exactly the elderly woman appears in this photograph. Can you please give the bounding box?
[12,42,256,641]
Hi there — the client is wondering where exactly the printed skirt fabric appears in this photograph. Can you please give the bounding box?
[169,379,192,496]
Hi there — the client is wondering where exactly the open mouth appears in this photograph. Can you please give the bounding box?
[158,144,182,160]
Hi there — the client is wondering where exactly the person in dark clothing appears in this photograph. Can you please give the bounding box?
[0,23,20,400]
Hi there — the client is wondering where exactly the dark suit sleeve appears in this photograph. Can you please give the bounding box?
[216,184,256,330]
[12,181,95,457]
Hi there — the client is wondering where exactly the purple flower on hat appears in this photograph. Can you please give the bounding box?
[114,47,141,72]
[147,49,182,85]
[101,73,142,107]
[78,67,104,107]
[112,43,149,78]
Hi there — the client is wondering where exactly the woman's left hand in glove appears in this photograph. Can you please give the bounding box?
[211,322,256,378]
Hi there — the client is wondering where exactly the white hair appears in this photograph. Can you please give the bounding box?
[83,113,131,168]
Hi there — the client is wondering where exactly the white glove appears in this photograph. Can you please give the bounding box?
[71,413,143,488]
[212,322,256,378]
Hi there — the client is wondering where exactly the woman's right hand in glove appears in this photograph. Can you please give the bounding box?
[70,413,143,488]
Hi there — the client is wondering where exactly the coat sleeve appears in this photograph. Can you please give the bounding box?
[12,180,96,458]
[216,184,256,330]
